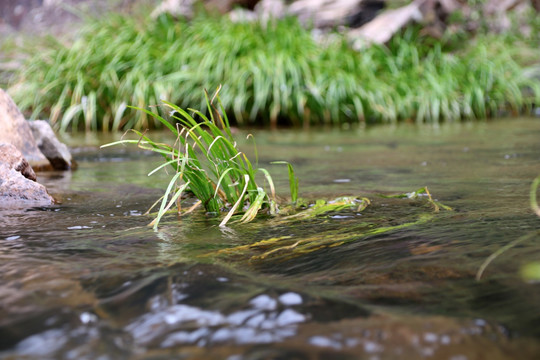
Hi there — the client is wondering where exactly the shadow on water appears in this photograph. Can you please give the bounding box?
[1,119,540,359]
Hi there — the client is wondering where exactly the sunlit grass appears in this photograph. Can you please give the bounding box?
[102,89,298,229]
[8,12,540,131]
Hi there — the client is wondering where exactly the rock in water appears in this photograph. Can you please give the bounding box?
[0,89,51,170]
[0,143,37,181]
[29,120,75,170]
[0,143,55,206]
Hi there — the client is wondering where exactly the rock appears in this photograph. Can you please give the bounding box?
[286,312,538,359]
[229,0,286,25]
[347,0,386,27]
[255,0,286,22]
[0,143,55,207]
[348,0,533,47]
[0,142,36,181]
[482,0,530,32]
[0,88,51,170]
[204,0,260,13]
[152,0,260,18]
[29,120,75,170]
[229,8,258,23]
[348,0,423,46]
[0,0,30,29]
[151,0,195,19]
[288,0,379,29]
[347,0,463,47]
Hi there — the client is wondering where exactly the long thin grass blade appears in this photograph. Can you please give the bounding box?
[271,161,299,203]
[220,174,249,227]
[151,178,190,230]
[257,168,276,200]
[239,187,266,223]
[531,174,540,218]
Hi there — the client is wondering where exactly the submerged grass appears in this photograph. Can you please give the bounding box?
[211,190,452,263]
[102,89,297,229]
[476,174,540,281]
[101,90,454,261]
[7,11,540,131]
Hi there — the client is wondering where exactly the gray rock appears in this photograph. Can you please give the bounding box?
[347,0,461,48]
[229,0,286,24]
[348,1,423,47]
[288,0,367,28]
[29,120,74,170]
[151,0,195,19]
[201,0,260,14]
[0,142,55,207]
[229,8,258,23]
[151,0,260,19]
[0,88,51,170]
[255,0,286,22]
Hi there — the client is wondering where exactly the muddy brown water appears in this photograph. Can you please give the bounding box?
[1,118,540,359]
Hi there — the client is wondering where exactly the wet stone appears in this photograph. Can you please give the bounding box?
[0,142,36,181]
[0,164,54,205]
[276,309,306,326]
[29,120,75,170]
[249,294,277,311]
[0,89,50,169]
[278,292,303,306]
[0,143,55,207]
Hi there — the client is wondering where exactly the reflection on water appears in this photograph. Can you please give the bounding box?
[1,119,540,359]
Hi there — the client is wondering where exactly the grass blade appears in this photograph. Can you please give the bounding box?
[271,161,299,203]
[220,174,249,227]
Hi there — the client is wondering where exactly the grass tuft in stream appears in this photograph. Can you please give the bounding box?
[102,88,298,229]
[102,90,455,262]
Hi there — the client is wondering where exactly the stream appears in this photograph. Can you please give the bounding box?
[1,118,540,359]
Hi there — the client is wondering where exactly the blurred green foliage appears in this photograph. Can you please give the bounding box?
[6,11,540,131]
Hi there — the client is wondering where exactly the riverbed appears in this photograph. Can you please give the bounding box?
[1,118,540,359]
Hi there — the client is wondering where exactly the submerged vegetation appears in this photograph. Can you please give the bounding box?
[477,174,540,281]
[103,91,451,238]
[212,187,452,263]
[7,10,540,131]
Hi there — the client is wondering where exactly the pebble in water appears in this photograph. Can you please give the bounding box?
[249,294,277,311]
[278,292,303,306]
[125,292,309,348]
[276,309,306,327]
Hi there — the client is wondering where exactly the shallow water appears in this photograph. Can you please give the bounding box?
[1,118,540,359]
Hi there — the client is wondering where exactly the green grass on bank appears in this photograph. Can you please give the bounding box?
[6,11,540,131]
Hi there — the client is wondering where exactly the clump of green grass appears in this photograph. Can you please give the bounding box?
[8,11,540,131]
[102,89,299,229]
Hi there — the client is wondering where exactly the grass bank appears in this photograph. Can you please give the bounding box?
[6,11,540,131]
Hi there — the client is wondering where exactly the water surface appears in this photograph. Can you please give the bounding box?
[1,118,540,359]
